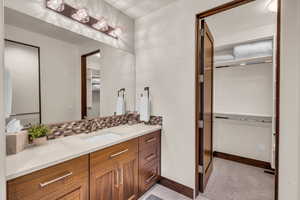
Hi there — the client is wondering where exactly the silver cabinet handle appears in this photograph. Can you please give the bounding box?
[146,173,156,183]
[40,172,73,188]
[146,137,156,143]
[110,149,129,158]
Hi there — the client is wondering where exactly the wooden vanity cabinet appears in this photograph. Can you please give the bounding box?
[7,130,161,200]
[7,155,89,200]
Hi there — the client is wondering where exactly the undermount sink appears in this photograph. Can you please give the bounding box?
[81,132,122,143]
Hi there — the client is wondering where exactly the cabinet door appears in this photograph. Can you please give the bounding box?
[90,162,119,200]
[118,153,139,200]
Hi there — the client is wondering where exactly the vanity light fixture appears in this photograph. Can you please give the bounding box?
[71,7,90,23]
[46,0,65,12]
[45,0,122,39]
[92,17,109,31]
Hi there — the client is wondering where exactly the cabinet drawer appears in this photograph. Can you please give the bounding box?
[139,159,160,194]
[139,131,161,151]
[139,145,159,167]
[90,138,138,171]
[7,155,89,200]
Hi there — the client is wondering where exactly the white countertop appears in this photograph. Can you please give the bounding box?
[6,124,161,181]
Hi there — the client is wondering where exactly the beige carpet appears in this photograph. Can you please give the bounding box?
[203,158,275,200]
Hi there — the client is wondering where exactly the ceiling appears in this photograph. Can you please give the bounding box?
[104,0,177,19]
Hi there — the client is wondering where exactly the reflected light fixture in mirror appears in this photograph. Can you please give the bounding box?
[267,0,277,12]
[109,27,123,38]
[92,17,109,31]
[47,0,65,12]
[71,7,90,23]
[95,52,101,58]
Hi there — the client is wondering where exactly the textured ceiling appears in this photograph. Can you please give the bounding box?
[104,0,177,19]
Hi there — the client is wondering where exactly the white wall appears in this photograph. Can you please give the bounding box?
[0,0,6,198]
[5,24,81,124]
[279,0,300,199]
[214,63,273,115]
[5,0,135,53]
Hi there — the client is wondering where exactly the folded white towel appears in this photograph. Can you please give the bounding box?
[139,94,150,122]
[233,40,273,59]
[116,96,125,115]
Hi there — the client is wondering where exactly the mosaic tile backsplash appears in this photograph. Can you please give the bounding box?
[47,114,162,140]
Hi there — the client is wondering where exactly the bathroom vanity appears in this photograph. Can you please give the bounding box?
[4,6,162,200]
[6,124,161,200]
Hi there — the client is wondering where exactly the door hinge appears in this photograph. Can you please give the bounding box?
[200,28,204,36]
[198,165,204,174]
[198,74,204,83]
[198,120,204,128]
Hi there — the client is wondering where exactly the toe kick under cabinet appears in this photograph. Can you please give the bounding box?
[7,130,161,200]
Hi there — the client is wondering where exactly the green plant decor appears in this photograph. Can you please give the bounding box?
[28,125,50,139]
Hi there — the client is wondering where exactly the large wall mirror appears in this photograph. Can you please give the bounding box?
[4,7,136,131]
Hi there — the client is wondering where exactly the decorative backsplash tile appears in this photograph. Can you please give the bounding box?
[144,116,163,126]
[47,114,162,140]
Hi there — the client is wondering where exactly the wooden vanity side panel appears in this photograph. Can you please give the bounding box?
[7,155,89,200]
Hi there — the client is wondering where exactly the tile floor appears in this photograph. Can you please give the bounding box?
[139,184,210,200]
[140,158,274,200]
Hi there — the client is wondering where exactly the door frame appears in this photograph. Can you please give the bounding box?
[81,49,101,119]
[194,0,281,199]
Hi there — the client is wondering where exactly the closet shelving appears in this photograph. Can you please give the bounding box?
[214,113,272,123]
[215,55,273,68]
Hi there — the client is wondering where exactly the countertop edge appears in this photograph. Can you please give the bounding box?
[6,126,162,181]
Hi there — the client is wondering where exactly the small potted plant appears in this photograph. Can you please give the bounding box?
[28,125,49,146]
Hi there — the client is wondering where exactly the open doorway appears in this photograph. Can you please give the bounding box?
[81,50,101,119]
[195,0,280,199]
